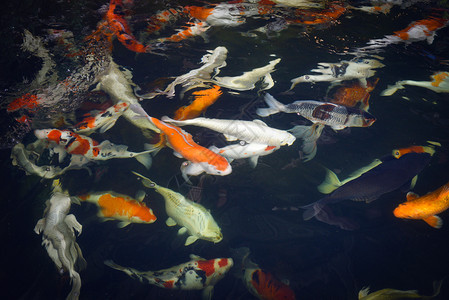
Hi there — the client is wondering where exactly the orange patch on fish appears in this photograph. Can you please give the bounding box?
[97,193,156,223]
[251,269,296,300]
[431,72,449,87]
[7,93,40,113]
[197,260,215,277]
[174,85,222,120]
[393,145,430,158]
[394,17,448,40]
[184,6,214,20]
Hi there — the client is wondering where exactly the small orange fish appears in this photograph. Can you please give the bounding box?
[392,145,435,159]
[394,181,449,228]
[292,3,346,25]
[331,78,379,111]
[173,85,222,120]
[7,93,41,113]
[393,16,448,41]
[76,192,156,227]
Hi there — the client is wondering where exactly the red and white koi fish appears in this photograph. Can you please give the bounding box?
[209,142,280,168]
[73,101,129,134]
[232,247,296,300]
[34,129,153,169]
[73,191,156,228]
[161,116,296,147]
[156,21,210,43]
[381,71,449,96]
[184,4,245,27]
[105,255,233,299]
[131,105,231,179]
[34,180,86,300]
[394,181,449,229]
[357,16,448,52]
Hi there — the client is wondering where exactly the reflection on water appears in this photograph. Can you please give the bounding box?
[1,0,449,299]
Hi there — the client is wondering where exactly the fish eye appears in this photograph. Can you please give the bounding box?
[305,75,310,80]
[393,150,401,158]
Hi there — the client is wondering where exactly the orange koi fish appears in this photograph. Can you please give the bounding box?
[130,104,231,178]
[7,93,42,113]
[34,129,153,168]
[146,8,184,35]
[74,191,156,227]
[292,3,346,25]
[232,247,296,300]
[330,78,379,111]
[394,181,449,229]
[74,101,129,134]
[173,85,222,120]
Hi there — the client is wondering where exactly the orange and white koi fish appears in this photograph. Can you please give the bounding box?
[73,191,156,227]
[34,129,153,169]
[184,4,246,27]
[381,71,449,96]
[357,16,448,52]
[34,180,86,300]
[232,247,296,300]
[349,3,392,15]
[73,101,129,134]
[105,255,233,299]
[156,21,210,43]
[330,78,379,111]
[209,142,280,168]
[393,181,449,229]
[173,85,222,120]
[131,105,231,179]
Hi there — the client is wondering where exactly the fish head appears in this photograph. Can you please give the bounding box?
[392,145,435,159]
[202,221,223,243]
[393,203,411,219]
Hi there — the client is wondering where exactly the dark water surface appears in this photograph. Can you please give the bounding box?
[1,0,449,299]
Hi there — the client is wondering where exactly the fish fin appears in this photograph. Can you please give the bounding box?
[190,254,204,260]
[70,196,81,205]
[381,82,405,96]
[406,192,419,201]
[410,175,418,189]
[317,167,342,194]
[347,159,382,180]
[185,235,198,246]
[34,218,45,234]
[135,153,152,169]
[301,200,325,221]
[252,119,268,126]
[173,151,183,158]
[135,190,146,202]
[118,221,131,228]
[223,134,238,141]
[289,124,323,161]
[201,286,214,300]
[358,286,370,299]
[423,215,443,229]
[427,141,441,147]
[248,156,259,168]
[358,78,368,88]
[178,227,188,235]
[65,214,82,236]
[256,93,284,117]
[98,118,118,133]
[166,217,177,226]
[132,171,156,188]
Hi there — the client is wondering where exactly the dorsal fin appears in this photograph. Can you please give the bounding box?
[406,191,419,201]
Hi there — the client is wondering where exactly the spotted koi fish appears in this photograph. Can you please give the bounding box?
[173,85,222,121]
[133,172,223,246]
[105,255,233,299]
[130,104,231,179]
[73,191,156,227]
[74,101,129,134]
[394,181,449,229]
[34,129,153,169]
[257,93,376,130]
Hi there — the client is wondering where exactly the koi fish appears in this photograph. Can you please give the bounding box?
[330,78,379,111]
[173,85,223,121]
[73,101,129,134]
[349,3,392,15]
[156,21,210,43]
[288,123,325,161]
[357,16,448,52]
[358,280,443,300]
[213,58,281,91]
[292,2,346,25]
[303,144,436,222]
[131,105,232,179]
[161,116,296,147]
[105,254,233,299]
[73,191,156,228]
[34,180,86,300]
[393,181,449,228]
[381,71,449,96]
[7,93,42,113]
[257,93,376,130]
[133,172,223,246]
[209,142,280,168]
[34,129,153,169]
[231,247,296,300]
[185,4,245,27]
[289,58,384,90]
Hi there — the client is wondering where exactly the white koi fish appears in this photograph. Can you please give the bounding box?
[34,180,86,300]
[133,172,223,246]
[105,254,233,300]
[161,116,296,147]
[213,58,281,91]
[209,142,280,168]
[73,101,129,135]
[34,129,153,169]
[381,71,449,96]
[289,58,384,90]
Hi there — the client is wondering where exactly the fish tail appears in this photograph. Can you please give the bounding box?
[381,81,405,96]
[66,271,81,300]
[301,199,326,221]
[161,115,186,126]
[132,171,157,189]
[104,260,153,284]
[288,124,324,161]
[256,93,285,117]
[135,152,152,170]
[317,167,342,194]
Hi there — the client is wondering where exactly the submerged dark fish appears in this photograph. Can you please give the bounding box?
[303,145,435,221]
